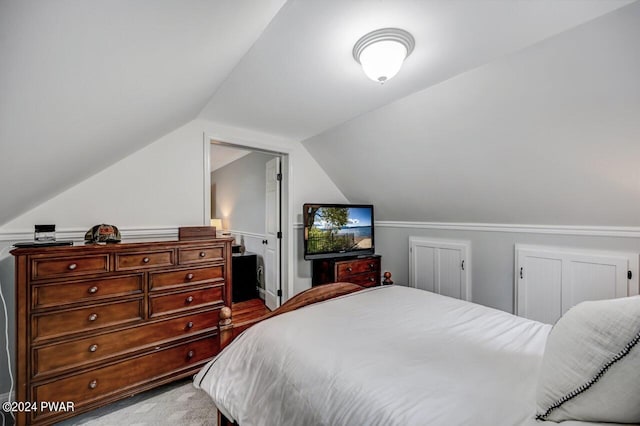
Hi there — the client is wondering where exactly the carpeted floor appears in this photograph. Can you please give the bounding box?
[55,379,218,426]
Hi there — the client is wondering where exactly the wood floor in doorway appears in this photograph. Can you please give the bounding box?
[232,298,270,323]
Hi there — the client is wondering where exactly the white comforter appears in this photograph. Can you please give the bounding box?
[194,286,609,426]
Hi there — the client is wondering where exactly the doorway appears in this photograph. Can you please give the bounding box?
[207,140,288,310]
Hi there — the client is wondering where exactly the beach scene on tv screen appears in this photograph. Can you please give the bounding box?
[306,206,372,253]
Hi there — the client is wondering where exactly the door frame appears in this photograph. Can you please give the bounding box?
[203,137,292,303]
[264,156,281,309]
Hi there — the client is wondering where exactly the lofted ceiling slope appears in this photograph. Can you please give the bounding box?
[0,0,286,226]
[1,0,636,227]
[303,1,640,226]
[198,0,632,141]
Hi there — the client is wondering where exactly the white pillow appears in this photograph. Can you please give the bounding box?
[536,295,640,423]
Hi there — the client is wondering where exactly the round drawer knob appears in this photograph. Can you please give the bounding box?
[88,286,99,294]
[346,267,352,272]
[185,296,194,304]
[88,313,98,322]
[89,344,98,353]
[187,350,195,359]
[186,273,194,280]
[369,277,375,282]
[186,321,194,329]
[88,380,98,389]
[142,257,150,263]
[68,263,78,270]
[199,251,206,257]
[369,263,375,269]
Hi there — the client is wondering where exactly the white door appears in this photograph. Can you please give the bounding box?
[516,245,639,324]
[563,254,629,313]
[515,248,563,324]
[263,157,281,310]
[409,237,471,301]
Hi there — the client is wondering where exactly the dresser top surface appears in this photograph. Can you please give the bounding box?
[11,237,235,256]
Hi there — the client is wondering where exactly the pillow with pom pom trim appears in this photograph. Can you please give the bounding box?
[535,296,640,423]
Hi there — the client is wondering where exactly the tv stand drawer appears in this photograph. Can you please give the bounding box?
[336,258,379,277]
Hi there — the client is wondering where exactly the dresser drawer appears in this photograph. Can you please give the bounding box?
[115,250,174,271]
[336,259,379,277]
[342,272,379,287]
[31,254,110,280]
[33,274,143,309]
[149,286,223,318]
[32,336,218,423]
[33,299,143,342]
[149,265,224,291]
[33,310,219,377]
[179,245,224,265]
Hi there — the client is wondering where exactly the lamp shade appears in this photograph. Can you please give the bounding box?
[353,28,415,84]
[210,218,222,230]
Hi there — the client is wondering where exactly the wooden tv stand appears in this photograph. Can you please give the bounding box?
[311,254,381,287]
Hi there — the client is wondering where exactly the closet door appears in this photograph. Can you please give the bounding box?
[563,253,630,313]
[409,237,471,301]
[515,247,563,324]
[515,245,638,324]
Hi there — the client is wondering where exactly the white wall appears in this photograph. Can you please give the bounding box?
[212,151,276,234]
[0,117,346,395]
[3,123,206,231]
[376,223,640,313]
[1,118,347,232]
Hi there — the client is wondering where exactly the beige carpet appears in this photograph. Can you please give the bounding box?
[55,379,218,426]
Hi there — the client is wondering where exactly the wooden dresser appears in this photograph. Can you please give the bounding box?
[11,238,232,425]
[311,255,381,287]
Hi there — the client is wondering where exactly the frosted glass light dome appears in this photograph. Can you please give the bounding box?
[353,28,415,84]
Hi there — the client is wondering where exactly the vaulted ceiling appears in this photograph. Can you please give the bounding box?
[0,0,287,225]
[1,0,637,226]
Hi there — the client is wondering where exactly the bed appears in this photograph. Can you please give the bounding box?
[194,283,640,426]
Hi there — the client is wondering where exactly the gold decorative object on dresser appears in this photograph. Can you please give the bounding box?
[11,237,233,425]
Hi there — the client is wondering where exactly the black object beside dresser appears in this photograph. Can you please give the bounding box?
[232,252,258,302]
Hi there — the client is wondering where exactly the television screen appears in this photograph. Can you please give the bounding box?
[303,203,374,260]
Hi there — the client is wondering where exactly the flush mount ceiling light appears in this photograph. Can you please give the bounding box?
[353,28,415,84]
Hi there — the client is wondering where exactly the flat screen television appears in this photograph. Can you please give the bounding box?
[303,203,374,260]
